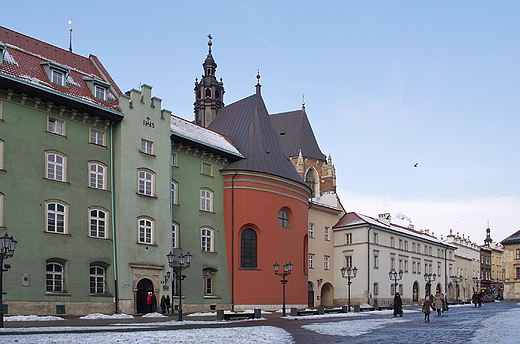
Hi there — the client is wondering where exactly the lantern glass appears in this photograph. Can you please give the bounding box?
[178,254,186,265]
[1,233,10,250]
[273,262,280,273]
[185,251,193,264]
[167,251,175,265]
[353,266,358,277]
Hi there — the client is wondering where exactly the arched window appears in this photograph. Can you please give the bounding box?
[201,227,213,252]
[138,217,154,244]
[138,169,155,196]
[46,261,64,293]
[171,180,178,205]
[89,208,107,238]
[90,266,106,294]
[241,228,257,268]
[200,189,213,212]
[46,201,67,233]
[215,90,220,99]
[305,168,318,198]
[46,151,66,181]
[205,88,211,98]
[89,162,106,189]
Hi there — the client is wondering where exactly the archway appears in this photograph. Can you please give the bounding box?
[136,278,153,314]
[412,281,419,302]
[320,282,334,307]
[436,283,442,294]
[308,282,315,307]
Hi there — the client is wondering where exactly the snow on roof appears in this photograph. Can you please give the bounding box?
[170,115,243,157]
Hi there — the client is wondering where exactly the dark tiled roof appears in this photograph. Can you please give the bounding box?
[208,87,307,186]
[0,26,122,119]
[501,229,520,245]
[270,108,326,161]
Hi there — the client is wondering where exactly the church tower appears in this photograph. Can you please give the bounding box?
[194,35,225,127]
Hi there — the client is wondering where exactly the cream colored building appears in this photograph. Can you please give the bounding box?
[333,213,456,307]
[501,229,520,300]
[443,230,481,302]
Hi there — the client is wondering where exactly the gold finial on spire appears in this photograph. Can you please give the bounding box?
[302,93,305,108]
[208,34,213,48]
[256,69,261,83]
[68,20,73,53]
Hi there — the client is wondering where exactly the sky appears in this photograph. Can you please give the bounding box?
[3,0,520,242]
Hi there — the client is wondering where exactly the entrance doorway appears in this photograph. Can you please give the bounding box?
[308,282,314,307]
[136,278,153,314]
[412,281,419,302]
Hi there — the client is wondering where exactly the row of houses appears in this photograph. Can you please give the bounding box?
[1,26,519,316]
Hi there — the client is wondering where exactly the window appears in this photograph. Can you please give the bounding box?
[46,152,66,181]
[373,254,379,269]
[404,260,408,272]
[404,241,408,251]
[89,163,105,189]
[399,259,403,271]
[305,168,318,198]
[309,254,315,269]
[140,139,153,155]
[373,232,378,244]
[391,237,395,248]
[240,228,257,268]
[172,223,178,249]
[46,201,66,233]
[46,262,64,292]
[138,170,154,196]
[200,189,213,212]
[517,267,520,279]
[171,181,178,205]
[201,228,213,252]
[278,209,289,228]
[48,117,65,135]
[202,162,213,176]
[413,261,417,274]
[138,218,153,244]
[171,153,177,167]
[417,262,421,274]
[324,226,330,241]
[373,282,379,296]
[345,233,352,244]
[412,243,416,252]
[391,257,395,270]
[399,239,403,250]
[90,266,106,294]
[345,256,353,268]
[95,85,106,100]
[438,264,442,276]
[324,256,330,270]
[308,223,315,238]
[51,69,64,86]
[203,269,216,296]
[516,249,520,260]
[90,129,105,146]
[417,244,420,254]
[89,208,107,238]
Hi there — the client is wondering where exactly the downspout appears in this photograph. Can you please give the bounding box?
[170,140,175,295]
[110,121,119,314]
[367,225,371,305]
[231,170,238,312]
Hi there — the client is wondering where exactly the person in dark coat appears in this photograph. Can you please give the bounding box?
[472,292,478,307]
[393,292,403,317]
[422,296,432,322]
[160,295,167,315]
[151,292,158,312]
[166,295,171,315]
[477,292,483,307]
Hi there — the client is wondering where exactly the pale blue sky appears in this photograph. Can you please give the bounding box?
[3,0,520,241]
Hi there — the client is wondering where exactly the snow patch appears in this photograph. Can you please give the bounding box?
[4,50,18,66]
[4,315,65,322]
[79,313,134,320]
[141,312,167,318]
[303,318,409,337]
[66,75,81,87]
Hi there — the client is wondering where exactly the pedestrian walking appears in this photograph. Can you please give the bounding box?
[472,292,478,307]
[434,291,443,316]
[422,296,432,322]
[166,295,171,315]
[478,292,483,307]
[151,292,158,312]
[160,295,167,315]
[146,292,152,313]
[393,292,403,317]
[441,293,448,312]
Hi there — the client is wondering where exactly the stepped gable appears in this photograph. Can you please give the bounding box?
[208,90,306,186]
[0,26,122,118]
[501,229,520,245]
[270,108,326,161]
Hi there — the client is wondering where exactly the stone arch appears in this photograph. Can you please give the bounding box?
[136,278,154,314]
[320,282,334,307]
[412,281,419,302]
[305,167,319,198]
[308,281,315,307]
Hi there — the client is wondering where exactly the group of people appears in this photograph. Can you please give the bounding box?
[472,291,483,307]
[393,291,448,322]
[146,292,172,315]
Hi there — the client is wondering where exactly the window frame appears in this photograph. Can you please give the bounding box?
[95,84,107,101]
[45,201,67,234]
[137,169,155,196]
[200,188,213,212]
[89,208,107,239]
[46,151,66,182]
[324,226,330,241]
[89,162,106,190]
[47,117,65,136]
[240,228,257,269]
[171,153,177,167]
[201,227,214,252]
[172,222,178,249]
[140,138,154,155]
[138,217,154,244]
[308,253,315,269]
[51,68,65,86]
[278,209,289,228]
[201,162,213,176]
[324,255,330,270]
[171,181,178,205]
[308,223,315,239]
[345,256,353,268]
[46,262,64,293]
[90,266,106,294]
[89,128,105,146]
[345,233,352,244]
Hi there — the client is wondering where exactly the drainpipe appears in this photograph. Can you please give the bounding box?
[110,121,119,314]
[231,170,238,312]
[367,225,371,305]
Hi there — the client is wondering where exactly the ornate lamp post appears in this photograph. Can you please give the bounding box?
[340,266,358,312]
[273,262,292,317]
[167,250,192,321]
[472,276,480,293]
[451,275,463,304]
[424,272,437,295]
[0,233,17,328]
[388,269,403,294]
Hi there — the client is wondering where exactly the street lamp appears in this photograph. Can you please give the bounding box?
[424,273,437,295]
[273,262,293,317]
[340,266,358,312]
[451,275,463,304]
[388,269,403,294]
[0,233,17,328]
[472,276,480,293]
[167,250,192,321]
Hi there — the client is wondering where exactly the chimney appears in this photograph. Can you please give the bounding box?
[408,224,415,230]
[378,213,391,225]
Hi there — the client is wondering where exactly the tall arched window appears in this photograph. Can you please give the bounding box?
[241,228,257,268]
[305,168,318,198]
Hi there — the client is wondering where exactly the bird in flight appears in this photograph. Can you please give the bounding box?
[414,163,418,168]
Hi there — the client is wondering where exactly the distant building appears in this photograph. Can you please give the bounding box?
[481,226,504,296]
[501,229,520,300]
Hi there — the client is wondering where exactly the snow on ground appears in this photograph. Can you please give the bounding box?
[4,315,65,322]
[80,313,134,320]
[141,312,168,318]
[302,318,410,337]
[188,309,272,317]
[469,306,520,344]
[0,326,294,344]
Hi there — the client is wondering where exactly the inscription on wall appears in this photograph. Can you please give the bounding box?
[143,117,155,128]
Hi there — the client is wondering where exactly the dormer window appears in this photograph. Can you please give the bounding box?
[0,44,6,66]
[41,62,70,87]
[84,78,111,102]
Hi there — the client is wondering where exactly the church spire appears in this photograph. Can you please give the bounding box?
[194,34,225,127]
